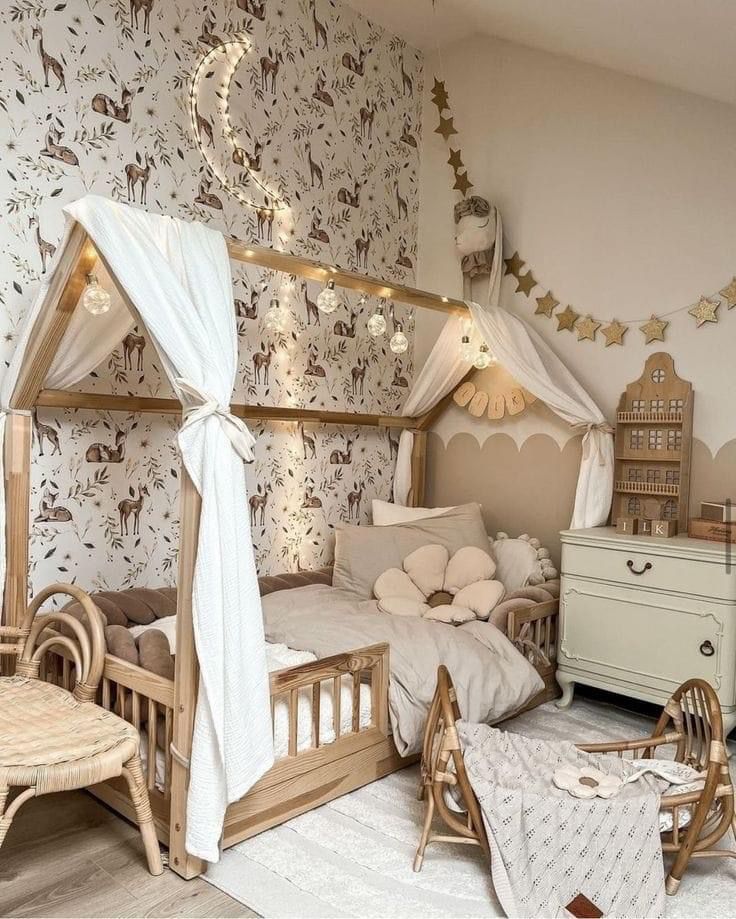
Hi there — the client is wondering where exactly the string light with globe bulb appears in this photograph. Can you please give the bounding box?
[473,342,497,370]
[460,334,475,363]
[82,274,111,316]
[264,297,287,333]
[317,279,340,314]
[390,324,409,355]
[367,301,387,338]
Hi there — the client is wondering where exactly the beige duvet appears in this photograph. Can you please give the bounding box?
[261,584,543,756]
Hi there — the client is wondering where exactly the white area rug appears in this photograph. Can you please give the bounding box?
[205,699,736,918]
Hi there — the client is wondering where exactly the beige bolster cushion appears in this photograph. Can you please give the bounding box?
[96,590,157,625]
[137,629,175,681]
[490,596,536,633]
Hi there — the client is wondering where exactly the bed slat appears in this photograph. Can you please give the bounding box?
[147,698,157,791]
[288,688,298,756]
[351,671,361,733]
[333,676,341,739]
[311,682,321,748]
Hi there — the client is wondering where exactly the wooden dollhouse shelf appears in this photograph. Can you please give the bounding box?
[616,412,683,424]
[614,481,680,497]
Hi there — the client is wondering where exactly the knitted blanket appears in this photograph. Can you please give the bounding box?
[457,721,669,918]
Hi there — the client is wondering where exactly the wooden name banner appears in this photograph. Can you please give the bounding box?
[453,364,537,420]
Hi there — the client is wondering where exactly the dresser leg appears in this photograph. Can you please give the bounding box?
[556,673,575,709]
[722,712,736,740]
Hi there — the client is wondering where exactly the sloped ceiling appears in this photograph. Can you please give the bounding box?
[349,0,736,106]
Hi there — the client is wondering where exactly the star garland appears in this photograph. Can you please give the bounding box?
[430,72,735,347]
[431,78,473,197]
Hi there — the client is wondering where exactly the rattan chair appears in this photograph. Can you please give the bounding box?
[0,583,163,875]
[416,667,736,895]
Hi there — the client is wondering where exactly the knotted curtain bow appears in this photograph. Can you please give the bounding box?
[574,421,615,466]
[175,378,256,463]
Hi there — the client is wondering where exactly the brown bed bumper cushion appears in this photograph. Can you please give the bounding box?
[60,567,334,679]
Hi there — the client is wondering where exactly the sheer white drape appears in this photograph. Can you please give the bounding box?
[392,208,503,506]
[393,206,613,528]
[0,226,133,622]
[467,304,614,528]
[45,259,134,390]
[3,196,273,861]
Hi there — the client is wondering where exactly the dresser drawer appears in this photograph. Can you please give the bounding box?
[562,541,734,600]
[559,578,736,706]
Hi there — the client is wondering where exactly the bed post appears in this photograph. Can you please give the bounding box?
[3,414,32,631]
[407,430,427,508]
[169,465,206,879]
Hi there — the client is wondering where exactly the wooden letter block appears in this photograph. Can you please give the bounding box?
[638,518,653,536]
[616,516,639,535]
[651,519,677,538]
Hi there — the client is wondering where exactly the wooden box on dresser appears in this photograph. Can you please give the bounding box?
[556,527,736,735]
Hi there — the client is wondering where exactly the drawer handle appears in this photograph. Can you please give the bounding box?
[626,560,652,576]
[700,640,715,658]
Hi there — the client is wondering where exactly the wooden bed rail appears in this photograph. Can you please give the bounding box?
[36,388,417,429]
[41,639,394,855]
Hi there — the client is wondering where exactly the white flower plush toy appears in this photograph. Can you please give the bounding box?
[552,766,623,799]
[373,544,506,625]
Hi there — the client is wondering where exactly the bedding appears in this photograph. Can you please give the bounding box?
[333,502,489,599]
[371,499,455,526]
[262,584,543,756]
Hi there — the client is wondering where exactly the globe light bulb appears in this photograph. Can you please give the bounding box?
[460,334,475,363]
[390,328,409,354]
[82,274,111,316]
[473,343,496,370]
[316,279,340,314]
[264,297,286,333]
[367,305,387,338]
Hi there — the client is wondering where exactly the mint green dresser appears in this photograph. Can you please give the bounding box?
[557,527,736,734]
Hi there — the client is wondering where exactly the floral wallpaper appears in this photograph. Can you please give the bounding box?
[1,0,423,593]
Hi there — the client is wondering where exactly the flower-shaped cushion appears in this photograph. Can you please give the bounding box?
[373,544,506,625]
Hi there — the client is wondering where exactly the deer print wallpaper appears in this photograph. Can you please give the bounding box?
[0,0,423,592]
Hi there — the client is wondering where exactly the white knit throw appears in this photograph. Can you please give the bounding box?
[457,721,668,918]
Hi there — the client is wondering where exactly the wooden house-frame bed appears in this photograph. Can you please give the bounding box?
[2,221,559,878]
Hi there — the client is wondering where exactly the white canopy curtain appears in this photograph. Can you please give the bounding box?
[392,206,504,506]
[393,208,614,528]
[0,195,273,862]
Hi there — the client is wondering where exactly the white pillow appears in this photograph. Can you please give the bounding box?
[371,499,455,526]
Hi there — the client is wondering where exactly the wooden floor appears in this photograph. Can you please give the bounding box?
[0,791,258,918]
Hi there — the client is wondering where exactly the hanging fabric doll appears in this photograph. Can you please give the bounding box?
[454,195,498,300]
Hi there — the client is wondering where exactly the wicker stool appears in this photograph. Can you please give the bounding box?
[0,583,163,875]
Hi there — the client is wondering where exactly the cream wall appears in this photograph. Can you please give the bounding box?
[416,33,736,554]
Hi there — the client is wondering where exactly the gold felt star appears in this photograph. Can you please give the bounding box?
[447,148,463,171]
[431,78,450,112]
[556,305,579,332]
[515,270,537,297]
[720,277,736,308]
[576,315,601,342]
[535,291,559,318]
[453,170,473,196]
[601,319,628,347]
[639,315,668,344]
[503,251,524,278]
[689,296,720,327]
[434,115,458,141]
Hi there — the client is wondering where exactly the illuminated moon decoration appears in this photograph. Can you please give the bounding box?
[454,364,537,420]
[188,38,289,212]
